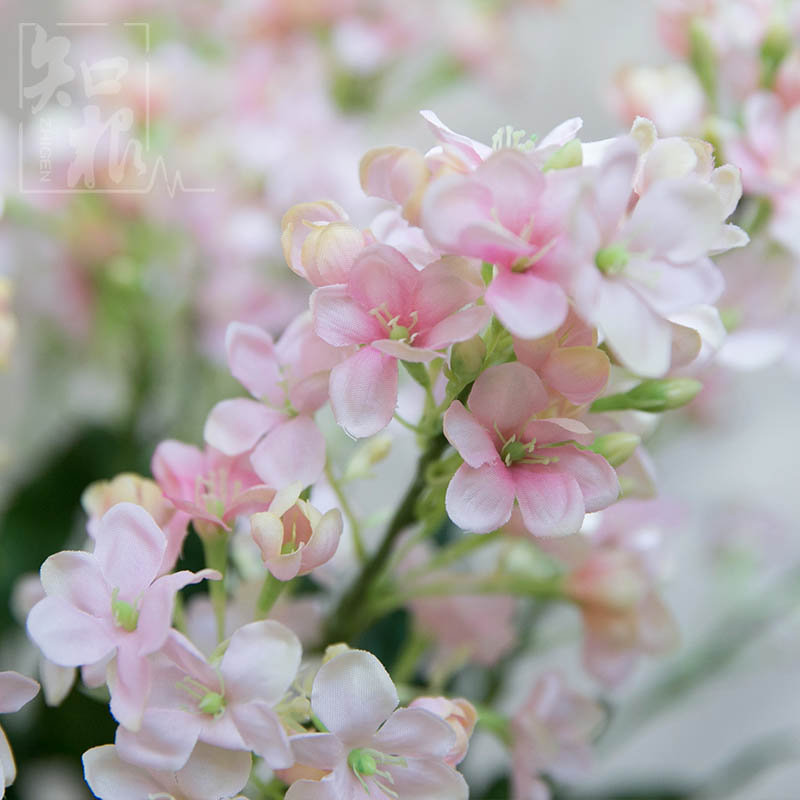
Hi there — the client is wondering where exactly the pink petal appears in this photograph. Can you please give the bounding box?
[359,146,428,207]
[372,338,439,363]
[347,244,419,318]
[468,362,548,436]
[445,462,515,534]
[94,503,166,601]
[312,650,398,745]
[281,200,348,280]
[626,256,723,315]
[137,570,220,656]
[485,270,568,339]
[442,401,498,468]
[594,139,638,241]
[108,639,151,731]
[421,110,492,163]
[40,659,75,706]
[229,701,293,768]
[310,285,384,347]
[387,758,468,800]
[115,708,201,771]
[372,708,454,760]
[203,399,283,456]
[40,551,109,617]
[222,621,301,706]
[541,346,610,405]
[513,466,585,537]
[0,672,39,714]
[225,322,283,405]
[551,447,620,512]
[251,415,325,489]
[299,510,343,574]
[27,597,115,666]
[151,440,205,502]
[83,745,166,800]
[329,348,398,438]
[414,257,484,329]
[175,742,252,800]
[523,418,594,446]
[419,305,492,351]
[290,732,345,770]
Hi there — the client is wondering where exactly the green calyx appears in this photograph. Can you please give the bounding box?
[595,244,629,275]
[111,588,139,632]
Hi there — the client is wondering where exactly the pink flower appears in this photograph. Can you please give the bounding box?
[281,200,372,286]
[568,137,744,377]
[443,362,619,536]
[11,575,75,707]
[286,649,468,799]
[408,697,477,766]
[250,483,343,581]
[116,621,300,771]
[83,741,251,800]
[82,472,187,573]
[151,440,272,534]
[26,503,219,730]
[511,672,603,800]
[0,671,39,794]
[203,314,343,488]
[312,243,490,437]
[421,148,573,339]
[513,310,610,408]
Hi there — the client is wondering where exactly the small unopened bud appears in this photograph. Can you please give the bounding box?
[591,378,702,413]
[343,434,393,481]
[543,138,583,171]
[322,643,351,664]
[450,335,486,381]
[591,432,640,467]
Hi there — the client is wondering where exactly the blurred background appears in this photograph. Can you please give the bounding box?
[0,0,799,798]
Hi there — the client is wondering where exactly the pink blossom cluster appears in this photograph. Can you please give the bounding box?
[615,0,800,377]
[9,109,747,798]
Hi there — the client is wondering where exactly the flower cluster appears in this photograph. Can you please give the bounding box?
[11,108,747,799]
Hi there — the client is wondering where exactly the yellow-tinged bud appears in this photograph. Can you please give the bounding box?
[591,432,641,467]
[343,434,393,481]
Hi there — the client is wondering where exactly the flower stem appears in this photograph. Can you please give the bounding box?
[323,431,449,644]
[201,531,228,643]
[255,572,286,620]
[324,459,366,563]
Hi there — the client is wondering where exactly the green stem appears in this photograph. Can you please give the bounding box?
[392,629,431,686]
[474,703,512,746]
[255,572,286,620]
[324,460,366,563]
[201,531,229,643]
[402,530,505,581]
[323,431,449,644]
[370,573,565,620]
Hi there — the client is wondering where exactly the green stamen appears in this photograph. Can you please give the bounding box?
[111,588,139,632]
[198,690,226,716]
[595,244,629,275]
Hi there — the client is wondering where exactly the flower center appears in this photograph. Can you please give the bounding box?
[492,125,536,152]
[197,690,226,716]
[347,748,407,798]
[177,675,226,718]
[111,588,139,632]
[595,243,629,275]
[500,438,531,465]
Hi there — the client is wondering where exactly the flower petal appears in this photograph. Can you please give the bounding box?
[312,650,398,745]
[485,270,568,339]
[513,466,585,537]
[225,322,283,405]
[83,745,166,800]
[541,346,610,405]
[311,285,384,347]
[176,742,252,800]
[94,503,166,602]
[204,399,283,456]
[222,621,301,706]
[251,415,326,489]
[230,701,293,768]
[290,732,345,771]
[420,305,492,350]
[552,447,620,512]
[468,362,548,436]
[115,707,201,771]
[329,348,398,438]
[445,462,515,534]
[40,551,109,617]
[0,672,39,714]
[372,708,455,760]
[442,401,498,468]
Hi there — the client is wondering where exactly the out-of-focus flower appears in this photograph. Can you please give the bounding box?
[0,671,39,796]
[511,672,603,800]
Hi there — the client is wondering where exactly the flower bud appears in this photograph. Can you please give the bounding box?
[591,378,702,413]
[322,643,351,664]
[409,697,477,766]
[450,335,486,381]
[343,433,393,481]
[590,432,640,467]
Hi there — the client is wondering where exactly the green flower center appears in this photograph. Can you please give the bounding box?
[111,589,139,632]
[198,690,226,716]
[595,243,629,275]
[348,748,379,777]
